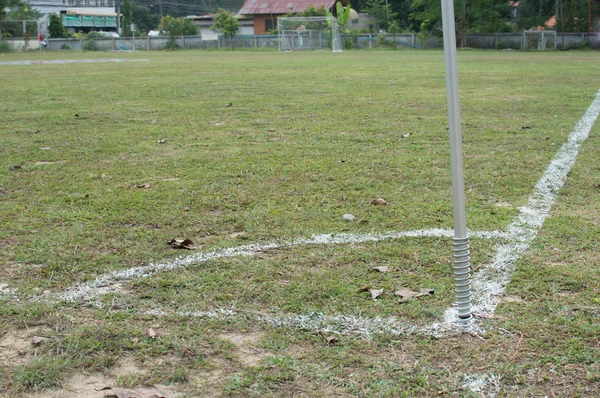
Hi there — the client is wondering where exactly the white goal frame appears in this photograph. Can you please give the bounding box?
[522,30,557,51]
[277,16,342,53]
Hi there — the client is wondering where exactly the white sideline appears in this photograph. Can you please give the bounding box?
[43,228,505,303]
[0,59,149,66]
[19,91,600,339]
[468,90,600,316]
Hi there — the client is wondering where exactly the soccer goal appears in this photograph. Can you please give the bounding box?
[522,30,557,51]
[277,16,342,53]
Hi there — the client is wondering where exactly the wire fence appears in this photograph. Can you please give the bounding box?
[2,32,599,52]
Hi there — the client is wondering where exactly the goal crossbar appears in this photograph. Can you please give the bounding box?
[277,16,342,53]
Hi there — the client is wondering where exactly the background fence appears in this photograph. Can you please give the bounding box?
[2,32,599,52]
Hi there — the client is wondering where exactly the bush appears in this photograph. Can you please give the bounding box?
[0,40,15,53]
[60,44,72,50]
[83,40,96,51]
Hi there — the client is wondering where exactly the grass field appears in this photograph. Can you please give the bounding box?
[1,49,599,397]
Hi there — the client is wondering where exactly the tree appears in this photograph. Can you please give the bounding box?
[161,15,199,48]
[132,5,160,34]
[362,0,400,32]
[123,0,133,36]
[211,9,241,48]
[48,13,70,38]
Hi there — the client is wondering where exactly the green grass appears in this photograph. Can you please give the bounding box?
[1,49,599,397]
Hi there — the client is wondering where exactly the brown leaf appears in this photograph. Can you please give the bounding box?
[214,122,225,126]
[157,139,167,144]
[31,336,48,346]
[9,165,22,171]
[502,295,523,303]
[268,128,277,132]
[183,206,190,212]
[137,183,151,189]
[96,385,166,398]
[225,102,233,107]
[326,176,335,181]
[167,238,196,250]
[370,289,384,299]
[370,198,388,206]
[145,328,158,339]
[325,336,339,345]
[130,337,139,344]
[395,288,419,299]
[395,288,434,299]
[369,266,389,274]
[357,287,371,293]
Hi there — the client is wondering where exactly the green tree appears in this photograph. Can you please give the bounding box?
[132,5,160,34]
[123,0,133,36]
[362,0,400,32]
[161,15,198,48]
[48,13,70,38]
[211,9,241,48]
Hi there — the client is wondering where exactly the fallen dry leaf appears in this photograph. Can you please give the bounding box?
[167,239,196,250]
[137,183,151,189]
[145,328,158,339]
[502,295,523,303]
[326,176,335,181]
[370,198,388,206]
[225,102,233,107]
[401,133,411,138]
[215,122,225,126]
[31,336,48,346]
[9,165,22,171]
[157,139,167,144]
[394,288,434,299]
[370,289,384,300]
[357,287,371,293]
[369,266,389,274]
[40,147,51,150]
[325,336,339,345]
[96,385,166,398]
[268,128,277,132]
[130,337,139,344]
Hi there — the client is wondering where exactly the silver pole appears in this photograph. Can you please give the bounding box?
[440,0,472,329]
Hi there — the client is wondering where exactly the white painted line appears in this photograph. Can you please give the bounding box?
[37,228,504,303]
[469,90,600,317]
[0,59,149,66]
[461,373,501,397]
[24,91,600,340]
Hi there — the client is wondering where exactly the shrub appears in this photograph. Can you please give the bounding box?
[0,40,15,53]
[60,44,72,50]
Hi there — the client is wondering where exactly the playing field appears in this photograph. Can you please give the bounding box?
[1,49,599,397]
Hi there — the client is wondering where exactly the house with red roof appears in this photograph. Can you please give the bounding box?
[238,0,349,35]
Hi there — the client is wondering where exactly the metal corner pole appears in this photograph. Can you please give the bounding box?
[440,0,472,329]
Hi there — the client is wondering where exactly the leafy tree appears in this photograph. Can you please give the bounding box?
[410,0,512,47]
[132,5,160,34]
[123,0,133,36]
[211,9,241,48]
[48,13,70,38]
[362,0,400,32]
[161,15,198,48]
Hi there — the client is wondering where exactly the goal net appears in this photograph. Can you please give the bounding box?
[522,30,557,51]
[277,16,342,53]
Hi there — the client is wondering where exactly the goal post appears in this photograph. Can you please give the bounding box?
[277,16,342,53]
[522,30,557,51]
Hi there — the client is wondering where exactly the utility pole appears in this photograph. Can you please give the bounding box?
[116,0,121,36]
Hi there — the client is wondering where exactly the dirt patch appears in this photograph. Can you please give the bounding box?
[17,357,183,398]
[219,332,271,367]
[0,326,52,367]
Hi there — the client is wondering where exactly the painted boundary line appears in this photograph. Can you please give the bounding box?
[44,228,505,303]
[0,59,149,66]
[469,90,600,317]
[12,90,600,340]
[138,90,600,339]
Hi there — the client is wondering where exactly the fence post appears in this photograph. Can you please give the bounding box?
[182,35,185,49]
[369,33,372,48]
[411,33,415,47]
[494,33,497,49]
